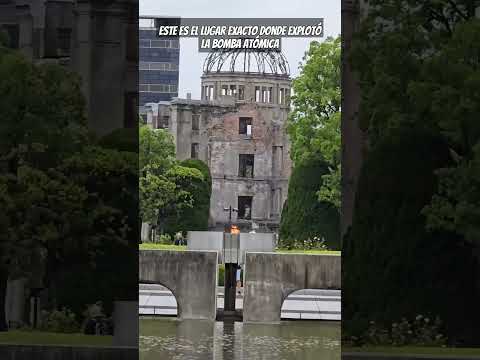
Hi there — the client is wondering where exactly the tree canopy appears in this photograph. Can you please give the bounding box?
[139,123,212,236]
[287,36,341,214]
[343,0,480,344]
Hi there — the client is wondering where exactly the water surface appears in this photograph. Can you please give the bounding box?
[140,318,340,360]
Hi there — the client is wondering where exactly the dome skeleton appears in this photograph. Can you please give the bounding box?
[203,48,290,76]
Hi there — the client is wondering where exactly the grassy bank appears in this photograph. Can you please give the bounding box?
[276,249,340,255]
[138,243,340,255]
[0,330,113,347]
[139,243,187,250]
[344,346,480,357]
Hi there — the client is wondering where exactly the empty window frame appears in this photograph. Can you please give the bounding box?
[255,86,261,102]
[191,143,199,159]
[221,85,228,96]
[203,85,214,100]
[239,117,252,136]
[159,116,169,128]
[279,88,285,105]
[1,24,19,49]
[238,154,254,178]
[229,85,237,97]
[192,114,200,131]
[238,196,253,220]
[262,87,268,103]
[238,85,245,100]
[57,28,71,55]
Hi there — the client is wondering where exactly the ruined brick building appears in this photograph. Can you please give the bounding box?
[142,49,293,231]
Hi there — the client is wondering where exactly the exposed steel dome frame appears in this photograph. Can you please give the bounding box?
[203,48,290,76]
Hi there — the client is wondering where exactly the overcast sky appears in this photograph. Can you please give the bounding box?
[140,0,341,99]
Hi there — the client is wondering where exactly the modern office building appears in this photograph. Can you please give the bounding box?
[139,16,180,105]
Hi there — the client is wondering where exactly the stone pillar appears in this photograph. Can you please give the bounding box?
[16,5,34,59]
[71,1,93,126]
[5,278,27,329]
[341,0,366,237]
[113,300,138,347]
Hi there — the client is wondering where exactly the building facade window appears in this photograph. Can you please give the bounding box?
[1,24,19,49]
[191,143,199,159]
[140,62,178,71]
[159,115,169,128]
[192,114,200,131]
[139,84,178,93]
[204,85,214,100]
[141,39,180,48]
[239,117,252,136]
[238,85,245,100]
[238,196,253,220]
[239,154,254,178]
[57,28,71,56]
[255,86,261,102]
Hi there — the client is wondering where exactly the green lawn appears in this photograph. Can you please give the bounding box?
[276,248,340,255]
[344,346,480,357]
[0,330,113,347]
[139,243,187,250]
[138,243,340,255]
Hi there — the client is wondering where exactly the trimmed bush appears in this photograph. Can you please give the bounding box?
[164,159,212,233]
[279,156,340,250]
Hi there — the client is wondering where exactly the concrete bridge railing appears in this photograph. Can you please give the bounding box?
[139,250,218,321]
[243,252,341,323]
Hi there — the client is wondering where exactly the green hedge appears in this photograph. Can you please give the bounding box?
[342,127,480,345]
[279,156,340,250]
[163,159,212,233]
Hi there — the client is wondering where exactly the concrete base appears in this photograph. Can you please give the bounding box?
[243,252,341,323]
[139,250,218,321]
[5,278,27,329]
[113,301,138,347]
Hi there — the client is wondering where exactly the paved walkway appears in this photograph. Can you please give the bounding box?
[139,284,341,320]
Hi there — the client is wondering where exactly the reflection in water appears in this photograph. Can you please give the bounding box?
[140,318,340,360]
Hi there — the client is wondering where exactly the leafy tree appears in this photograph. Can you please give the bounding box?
[0,46,138,329]
[287,36,341,213]
[139,124,175,176]
[342,127,480,344]
[279,156,340,250]
[161,165,206,234]
[177,159,212,231]
[0,47,89,330]
[139,124,212,237]
[409,20,480,251]
[344,3,480,343]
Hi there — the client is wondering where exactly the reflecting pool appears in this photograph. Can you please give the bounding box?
[140,318,340,360]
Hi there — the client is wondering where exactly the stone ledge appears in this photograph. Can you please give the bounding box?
[342,352,480,360]
[0,345,137,360]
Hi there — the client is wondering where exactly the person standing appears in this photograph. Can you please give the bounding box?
[236,265,242,294]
